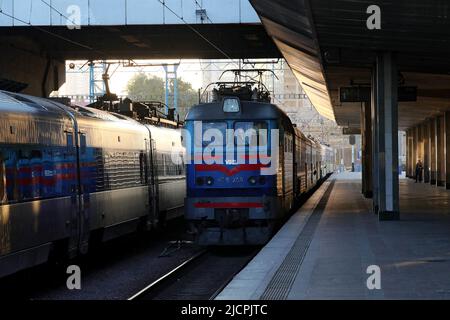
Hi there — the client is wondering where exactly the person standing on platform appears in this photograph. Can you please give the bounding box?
[415,159,423,183]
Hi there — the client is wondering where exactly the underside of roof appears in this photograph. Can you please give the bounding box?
[251,0,450,130]
[250,0,335,122]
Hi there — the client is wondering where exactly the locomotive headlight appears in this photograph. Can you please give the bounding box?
[223,97,240,113]
[248,176,257,185]
[196,177,204,186]
[206,177,214,185]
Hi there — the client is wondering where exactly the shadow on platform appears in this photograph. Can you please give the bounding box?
[217,171,450,300]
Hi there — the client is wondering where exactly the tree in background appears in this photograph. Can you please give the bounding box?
[127,73,164,101]
[127,73,198,120]
[175,78,200,120]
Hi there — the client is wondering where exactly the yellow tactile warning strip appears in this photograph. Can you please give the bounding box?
[260,179,335,300]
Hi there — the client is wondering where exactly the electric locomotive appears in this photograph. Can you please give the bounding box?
[184,76,333,246]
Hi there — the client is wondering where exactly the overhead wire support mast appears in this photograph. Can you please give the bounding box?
[192,0,213,24]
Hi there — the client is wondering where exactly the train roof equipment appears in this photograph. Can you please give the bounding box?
[86,96,182,128]
[201,69,277,104]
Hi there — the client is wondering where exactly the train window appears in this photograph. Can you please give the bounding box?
[197,122,227,147]
[234,121,268,146]
[79,134,87,154]
[66,133,74,153]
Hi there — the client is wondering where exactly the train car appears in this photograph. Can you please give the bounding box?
[0,91,185,278]
[320,144,335,178]
[293,127,322,196]
[311,139,322,187]
[184,81,333,246]
[145,125,186,223]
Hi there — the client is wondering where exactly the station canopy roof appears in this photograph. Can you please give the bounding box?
[251,0,450,130]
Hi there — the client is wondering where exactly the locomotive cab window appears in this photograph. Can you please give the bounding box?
[234,121,268,146]
[197,122,227,147]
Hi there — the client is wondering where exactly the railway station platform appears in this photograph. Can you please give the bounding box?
[216,172,450,300]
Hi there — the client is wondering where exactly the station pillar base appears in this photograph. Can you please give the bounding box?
[364,191,373,199]
[379,211,400,221]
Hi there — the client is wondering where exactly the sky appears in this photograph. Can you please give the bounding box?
[58,59,263,97]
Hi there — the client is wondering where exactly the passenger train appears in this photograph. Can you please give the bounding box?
[0,78,334,276]
[0,91,185,278]
[184,81,334,245]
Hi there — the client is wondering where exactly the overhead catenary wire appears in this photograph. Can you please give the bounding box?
[40,0,77,26]
[28,0,33,24]
[1,0,290,110]
[158,0,238,68]
[0,3,114,58]
[2,1,235,69]
[0,10,96,51]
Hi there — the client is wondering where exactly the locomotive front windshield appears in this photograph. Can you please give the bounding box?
[195,121,269,148]
[234,121,268,146]
[198,121,227,147]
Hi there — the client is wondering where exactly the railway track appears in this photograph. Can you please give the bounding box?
[126,180,330,301]
[128,249,209,300]
[128,247,259,300]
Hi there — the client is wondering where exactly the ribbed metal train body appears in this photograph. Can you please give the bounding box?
[0,91,185,278]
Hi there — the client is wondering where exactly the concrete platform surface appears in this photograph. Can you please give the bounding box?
[216,172,450,300]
